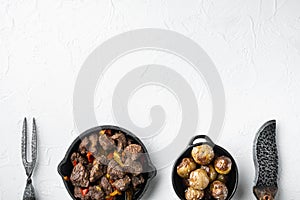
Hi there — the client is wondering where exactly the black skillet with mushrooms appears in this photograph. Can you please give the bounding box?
[172,135,238,200]
[176,145,232,200]
[58,126,156,200]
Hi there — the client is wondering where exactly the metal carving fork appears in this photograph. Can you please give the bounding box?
[21,118,37,200]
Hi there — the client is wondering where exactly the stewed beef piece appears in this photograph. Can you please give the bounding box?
[74,187,85,199]
[100,176,113,196]
[95,154,109,166]
[124,144,143,161]
[89,161,105,183]
[88,133,99,154]
[131,175,145,189]
[112,175,131,191]
[99,134,115,151]
[79,133,100,156]
[87,186,105,200]
[107,159,125,180]
[71,152,88,165]
[70,163,89,187]
[74,186,105,200]
[111,132,127,152]
[124,158,143,176]
[79,137,89,155]
[74,187,81,198]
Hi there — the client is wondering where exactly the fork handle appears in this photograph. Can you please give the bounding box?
[23,178,36,200]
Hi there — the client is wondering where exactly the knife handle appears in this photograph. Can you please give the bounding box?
[253,186,277,200]
[188,135,214,146]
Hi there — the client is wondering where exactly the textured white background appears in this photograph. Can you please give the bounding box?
[1,0,300,199]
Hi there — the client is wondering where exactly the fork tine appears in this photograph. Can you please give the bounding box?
[31,118,37,167]
[22,117,28,166]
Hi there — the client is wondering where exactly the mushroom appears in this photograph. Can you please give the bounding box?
[188,169,210,190]
[210,180,228,200]
[185,187,204,200]
[191,144,214,165]
[177,158,197,178]
[214,156,232,175]
[201,165,217,182]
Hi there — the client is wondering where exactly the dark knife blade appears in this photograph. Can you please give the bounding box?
[253,120,278,200]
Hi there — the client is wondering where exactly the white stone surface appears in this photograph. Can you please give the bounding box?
[1,0,300,199]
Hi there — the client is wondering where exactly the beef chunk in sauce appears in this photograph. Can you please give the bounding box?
[100,176,113,196]
[87,186,105,200]
[124,158,143,176]
[95,154,109,166]
[88,133,99,154]
[89,161,105,183]
[124,144,143,161]
[70,163,89,187]
[99,134,115,151]
[74,187,84,199]
[107,159,125,180]
[111,132,127,152]
[132,175,145,189]
[74,186,105,200]
[112,175,131,191]
[79,137,89,155]
[71,152,88,165]
[79,134,100,156]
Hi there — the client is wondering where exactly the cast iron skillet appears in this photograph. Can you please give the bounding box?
[172,135,238,200]
[58,125,157,200]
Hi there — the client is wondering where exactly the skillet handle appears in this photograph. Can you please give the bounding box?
[188,135,214,146]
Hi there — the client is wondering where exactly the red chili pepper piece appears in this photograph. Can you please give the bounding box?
[72,160,77,166]
[80,188,89,196]
[87,151,94,163]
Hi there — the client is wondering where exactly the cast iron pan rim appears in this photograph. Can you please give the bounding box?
[171,135,238,200]
[58,125,157,200]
